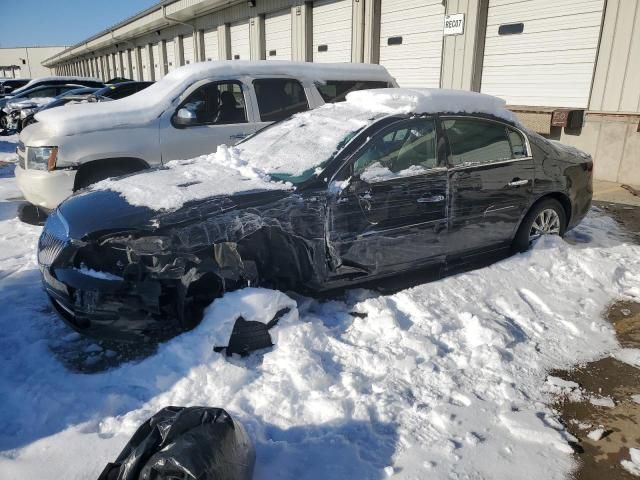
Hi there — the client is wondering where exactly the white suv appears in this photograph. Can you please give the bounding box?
[16,61,396,210]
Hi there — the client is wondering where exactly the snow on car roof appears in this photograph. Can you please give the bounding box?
[34,61,394,137]
[12,76,101,94]
[345,88,520,124]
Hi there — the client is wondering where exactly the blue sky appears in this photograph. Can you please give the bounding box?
[0,0,159,48]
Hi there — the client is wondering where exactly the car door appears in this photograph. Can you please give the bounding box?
[159,79,258,162]
[443,116,534,255]
[326,117,448,279]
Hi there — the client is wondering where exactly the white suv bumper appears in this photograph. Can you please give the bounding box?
[15,165,76,211]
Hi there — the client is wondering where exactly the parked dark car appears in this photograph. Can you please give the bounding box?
[0,78,105,132]
[37,89,593,346]
[1,84,91,132]
[20,87,101,130]
[92,81,154,100]
[0,78,31,96]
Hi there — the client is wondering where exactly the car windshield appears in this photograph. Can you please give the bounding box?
[236,102,385,185]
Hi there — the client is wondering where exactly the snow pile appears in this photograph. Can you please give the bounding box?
[1,174,639,479]
[93,145,292,211]
[0,134,18,163]
[622,448,640,476]
[96,102,383,211]
[613,348,640,367]
[586,428,606,441]
[34,61,391,137]
[346,88,520,124]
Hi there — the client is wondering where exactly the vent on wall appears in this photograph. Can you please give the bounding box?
[234,54,240,60]
[498,23,524,35]
[269,50,277,56]
[317,44,328,52]
[387,36,403,46]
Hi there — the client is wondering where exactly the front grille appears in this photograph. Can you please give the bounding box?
[17,142,25,168]
[38,212,69,267]
[38,230,67,267]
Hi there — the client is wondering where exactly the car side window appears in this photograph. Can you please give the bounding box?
[253,78,309,122]
[178,81,247,126]
[352,118,438,182]
[25,87,57,98]
[316,80,390,103]
[443,118,526,167]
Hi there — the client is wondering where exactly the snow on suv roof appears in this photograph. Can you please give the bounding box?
[345,88,519,124]
[34,61,394,137]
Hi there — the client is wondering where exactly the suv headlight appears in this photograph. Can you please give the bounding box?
[27,146,58,171]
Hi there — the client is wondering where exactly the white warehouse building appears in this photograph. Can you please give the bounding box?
[43,0,639,185]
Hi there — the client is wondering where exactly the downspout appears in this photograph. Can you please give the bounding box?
[162,5,198,62]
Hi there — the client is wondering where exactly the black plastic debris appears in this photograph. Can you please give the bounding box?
[97,406,255,480]
[214,307,291,356]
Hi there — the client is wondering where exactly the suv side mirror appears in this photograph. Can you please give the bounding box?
[347,176,370,194]
[174,107,197,127]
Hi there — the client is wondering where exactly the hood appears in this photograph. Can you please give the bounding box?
[19,121,59,147]
[57,185,290,241]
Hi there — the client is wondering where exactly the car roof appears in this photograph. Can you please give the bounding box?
[344,88,520,125]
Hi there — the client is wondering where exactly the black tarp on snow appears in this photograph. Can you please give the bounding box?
[98,406,255,480]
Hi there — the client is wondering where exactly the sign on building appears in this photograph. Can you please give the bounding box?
[443,14,465,36]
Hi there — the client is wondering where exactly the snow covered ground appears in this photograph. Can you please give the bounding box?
[0,132,639,479]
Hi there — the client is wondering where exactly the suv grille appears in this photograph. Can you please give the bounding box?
[17,142,26,168]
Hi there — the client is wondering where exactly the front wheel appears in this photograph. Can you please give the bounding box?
[512,198,567,252]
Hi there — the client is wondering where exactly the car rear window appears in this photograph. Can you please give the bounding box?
[316,80,390,103]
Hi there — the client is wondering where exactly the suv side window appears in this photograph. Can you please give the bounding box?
[353,118,438,182]
[178,81,247,126]
[316,80,390,103]
[443,118,526,167]
[253,78,309,122]
[25,87,58,98]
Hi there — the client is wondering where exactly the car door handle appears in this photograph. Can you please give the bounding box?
[230,133,249,140]
[417,195,445,203]
[508,179,529,187]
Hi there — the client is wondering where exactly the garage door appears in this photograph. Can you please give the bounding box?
[152,43,162,80]
[183,33,195,65]
[121,51,130,79]
[265,9,292,60]
[481,0,605,108]
[203,28,219,61]
[379,0,444,88]
[230,20,251,60]
[141,46,151,80]
[165,40,176,72]
[313,0,352,62]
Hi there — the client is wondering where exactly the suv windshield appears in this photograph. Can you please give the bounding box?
[237,103,385,184]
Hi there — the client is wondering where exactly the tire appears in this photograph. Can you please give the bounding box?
[512,198,567,253]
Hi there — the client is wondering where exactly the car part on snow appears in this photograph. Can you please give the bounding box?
[97,406,255,480]
[213,307,291,356]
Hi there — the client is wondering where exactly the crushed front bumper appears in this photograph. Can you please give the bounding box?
[41,265,175,342]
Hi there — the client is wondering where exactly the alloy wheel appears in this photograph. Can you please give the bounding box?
[529,208,561,242]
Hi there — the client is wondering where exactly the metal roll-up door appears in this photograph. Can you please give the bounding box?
[481,0,605,108]
[203,28,219,61]
[313,0,352,62]
[140,46,151,80]
[265,9,292,60]
[165,40,176,72]
[182,33,195,65]
[379,0,444,88]
[152,43,162,79]
[121,51,130,79]
[230,20,251,60]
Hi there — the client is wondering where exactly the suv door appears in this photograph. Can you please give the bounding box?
[159,80,257,162]
[250,77,312,132]
[443,116,534,255]
[327,117,448,278]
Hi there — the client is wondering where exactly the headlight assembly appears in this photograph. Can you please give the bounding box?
[27,146,58,171]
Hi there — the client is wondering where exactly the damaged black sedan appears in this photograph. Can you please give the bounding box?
[38,88,593,346]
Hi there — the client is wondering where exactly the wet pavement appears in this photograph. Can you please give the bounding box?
[551,203,640,479]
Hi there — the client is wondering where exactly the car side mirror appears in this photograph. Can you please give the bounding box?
[347,176,370,194]
[174,107,197,126]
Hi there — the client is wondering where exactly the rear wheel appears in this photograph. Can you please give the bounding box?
[513,198,567,252]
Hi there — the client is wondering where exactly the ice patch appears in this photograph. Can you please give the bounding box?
[613,348,640,368]
[499,410,576,454]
